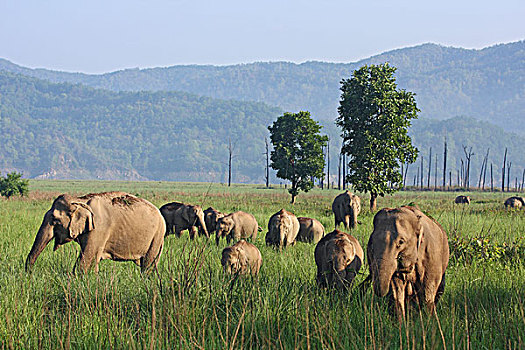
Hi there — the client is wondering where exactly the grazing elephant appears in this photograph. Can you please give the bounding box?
[221,240,262,276]
[216,211,258,245]
[332,191,361,230]
[25,192,166,273]
[265,209,300,249]
[297,217,326,244]
[367,206,449,318]
[315,229,363,289]
[160,202,208,239]
[204,207,225,234]
[454,195,471,204]
[504,196,525,209]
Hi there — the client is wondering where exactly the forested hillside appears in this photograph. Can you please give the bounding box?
[0,72,281,181]
[1,41,523,132]
[0,71,523,183]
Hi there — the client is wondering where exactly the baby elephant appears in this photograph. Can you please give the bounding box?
[297,217,326,244]
[315,230,364,290]
[504,196,524,209]
[221,240,262,276]
[454,195,470,204]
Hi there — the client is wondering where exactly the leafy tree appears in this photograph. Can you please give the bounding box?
[268,111,328,204]
[0,172,29,199]
[337,63,419,211]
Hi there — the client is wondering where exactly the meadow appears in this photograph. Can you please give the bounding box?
[1,180,524,349]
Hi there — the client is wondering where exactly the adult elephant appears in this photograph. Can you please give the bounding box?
[332,191,361,230]
[504,196,525,209]
[315,229,363,290]
[297,217,325,244]
[160,202,208,239]
[266,209,300,249]
[204,207,225,234]
[367,206,449,318]
[454,195,471,204]
[25,192,166,273]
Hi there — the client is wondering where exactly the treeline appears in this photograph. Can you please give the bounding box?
[1,41,523,132]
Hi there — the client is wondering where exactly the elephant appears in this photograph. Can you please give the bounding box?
[265,209,300,249]
[159,202,208,239]
[221,240,262,276]
[204,207,225,234]
[504,196,525,209]
[215,211,258,245]
[296,217,326,244]
[25,192,166,273]
[332,191,361,230]
[454,195,471,204]
[367,205,449,318]
[315,229,363,290]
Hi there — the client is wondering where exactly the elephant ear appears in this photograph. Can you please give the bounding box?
[68,202,95,239]
[182,206,192,223]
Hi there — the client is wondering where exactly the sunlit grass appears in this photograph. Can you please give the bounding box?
[0,180,524,348]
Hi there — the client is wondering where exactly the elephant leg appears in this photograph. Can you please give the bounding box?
[189,226,198,240]
[391,278,407,321]
[434,273,446,305]
[74,244,99,273]
[141,236,164,274]
[344,215,351,230]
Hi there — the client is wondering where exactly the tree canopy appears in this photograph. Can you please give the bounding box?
[337,63,419,211]
[0,172,29,199]
[268,111,328,204]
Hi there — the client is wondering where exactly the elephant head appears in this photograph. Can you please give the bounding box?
[181,205,208,238]
[26,194,94,271]
[216,215,234,245]
[367,206,422,297]
[325,237,357,288]
[221,245,247,275]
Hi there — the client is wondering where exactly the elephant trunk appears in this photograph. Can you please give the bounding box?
[25,212,54,272]
[350,204,358,229]
[198,214,209,238]
[372,257,397,297]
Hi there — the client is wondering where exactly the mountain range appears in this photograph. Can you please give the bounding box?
[0,41,523,183]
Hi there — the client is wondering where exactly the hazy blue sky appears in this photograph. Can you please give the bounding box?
[0,0,523,73]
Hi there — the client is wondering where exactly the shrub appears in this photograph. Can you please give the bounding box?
[0,172,29,198]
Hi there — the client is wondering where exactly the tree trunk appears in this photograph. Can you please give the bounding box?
[370,192,378,212]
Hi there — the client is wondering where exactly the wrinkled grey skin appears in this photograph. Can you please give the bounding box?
[160,202,208,239]
[204,207,225,234]
[332,191,361,230]
[297,217,326,244]
[221,240,262,276]
[265,209,300,249]
[504,196,525,209]
[367,206,449,318]
[216,211,258,245]
[454,195,471,204]
[315,230,363,290]
[26,192,166,273]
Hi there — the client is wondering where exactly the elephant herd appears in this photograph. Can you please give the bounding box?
[25,190,454,317]
[455,194,525,209]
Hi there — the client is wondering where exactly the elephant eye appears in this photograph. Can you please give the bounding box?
[397,239,405,247]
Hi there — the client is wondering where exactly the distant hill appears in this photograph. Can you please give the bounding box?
[0,71,523,183]
[0,71,281,181]
[1,41,524,132]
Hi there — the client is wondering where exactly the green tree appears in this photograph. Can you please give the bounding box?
[337,63,419,211]
[0,172,29,199]
[268,111,328,204]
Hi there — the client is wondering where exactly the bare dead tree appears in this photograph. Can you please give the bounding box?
[482,149,490,190]
[434,154,438,190]
[420,156,424,189]
[460,160,464,187]
[228,138,234,187]
[478,148,489,189]
[521,168,525,191]
[427,147,432,188]
[442,138,447,188]
[342,152,346,190]
[416,166,420,188]
[337,152,341,190]
[502,147,507,192]
[507,161,512,192]
[404,163,409,188]
[449,171,452,189]
[463,146,474,190]
[490,163,494,192]
[327,137,330,189]
[264,137,270,188]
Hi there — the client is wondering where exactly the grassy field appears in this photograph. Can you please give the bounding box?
[1,180,524,349]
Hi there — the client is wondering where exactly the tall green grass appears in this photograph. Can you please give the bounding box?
[0,181,524,348]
